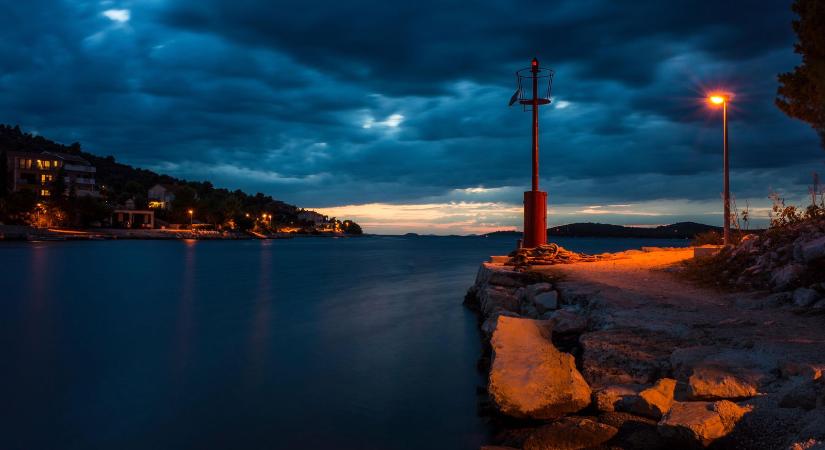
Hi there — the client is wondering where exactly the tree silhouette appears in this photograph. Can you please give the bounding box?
[776,0,825,149]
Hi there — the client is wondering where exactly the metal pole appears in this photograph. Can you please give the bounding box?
[723,101,730,246]
[531,58,539,192]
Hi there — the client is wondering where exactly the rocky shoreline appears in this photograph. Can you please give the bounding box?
[465,247,825,450]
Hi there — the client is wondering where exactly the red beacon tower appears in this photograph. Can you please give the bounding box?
[510,57,554,248]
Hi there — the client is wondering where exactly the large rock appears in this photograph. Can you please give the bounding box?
[476,263,529,288]
[523,417,618,450]
[533,291,559,313]
[624,378,677,419]
[581,328,680,386]
[481,310,520,338]
[687,366,759,400]
[780,377,825,410]
[771,263,806,290]
[794,288,821,308]
[658,400,751,447]
[479,285,520,316]
[593,384,643,412]
[524,282,553,302]
[784,410,825,450]
[546,309,587,335]
[801,236,825,262]
[671,347,776,400]
[489,316,591,419]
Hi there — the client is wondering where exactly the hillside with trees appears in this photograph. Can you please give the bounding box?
[0,124,362,234]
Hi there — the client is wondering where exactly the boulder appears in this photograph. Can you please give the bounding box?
[784,411,825,450]
[524,282,553,302]
[523,417,618,450]
[780,378,825,410]
[658,400,751,447]
[801,236,825,263]
[481,310,520,338]
[624,378,677,419]
[593,384,643,412]
[546,309,587,335]
[794,288,821,308]
[475,263,528,288]
[671,347,776,399]
[581,328,680,386]
[533,291,559,312]
[687,366,759,400]
[489,316,591,419]
[479,285,520,316]
[488,270,527,288]
[780,360,825,380]
[771,264,806,290]
[788,440,825,450]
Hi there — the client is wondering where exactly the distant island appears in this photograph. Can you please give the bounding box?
[484,222,727,240]
[0,124,362,238]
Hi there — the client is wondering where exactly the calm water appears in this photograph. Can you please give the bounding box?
[0,235,688,450]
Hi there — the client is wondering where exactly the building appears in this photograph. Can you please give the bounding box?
[297,210,328,225]
[5,150,98,198]
[111,209,155,229]
[111,199,154,228]
[148,184,176,210]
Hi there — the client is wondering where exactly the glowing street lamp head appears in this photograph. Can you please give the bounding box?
[188,209,193,215]
[708,94,728,105]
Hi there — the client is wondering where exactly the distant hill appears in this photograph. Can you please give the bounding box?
[0,124,362,233]
[484,222,724,239]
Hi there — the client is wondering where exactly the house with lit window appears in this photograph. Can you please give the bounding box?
[4,150,98,198]
[147,184,176,210]
[297,210,328,225]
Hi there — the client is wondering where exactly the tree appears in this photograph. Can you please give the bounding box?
[341,220,363,235]
[0,149,8,198]
[776,0,825,149]
[52,167,67,198]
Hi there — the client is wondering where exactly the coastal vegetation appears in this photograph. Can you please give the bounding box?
[0,124,362,235]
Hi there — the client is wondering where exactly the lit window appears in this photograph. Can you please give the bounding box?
[18,158,25,169]
[40,189,50,197]
[41,174,53,183]
[44,160,51,169]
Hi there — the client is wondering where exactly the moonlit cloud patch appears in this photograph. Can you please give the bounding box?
[102,9,130,23]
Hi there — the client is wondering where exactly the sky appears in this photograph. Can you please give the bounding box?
[1,0,823,234]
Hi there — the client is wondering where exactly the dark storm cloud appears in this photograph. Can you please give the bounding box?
[0,0,821,215]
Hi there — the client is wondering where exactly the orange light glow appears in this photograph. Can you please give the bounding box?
[708,94,727,105]
[188,209,193,215]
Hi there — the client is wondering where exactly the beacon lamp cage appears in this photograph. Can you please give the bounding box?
[513,65,555,112]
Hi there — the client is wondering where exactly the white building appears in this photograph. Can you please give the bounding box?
[148,184,176,210]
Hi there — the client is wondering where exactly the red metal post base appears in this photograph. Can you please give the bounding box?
[523,190,547,248]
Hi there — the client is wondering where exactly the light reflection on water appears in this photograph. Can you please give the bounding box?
[0,235,687,449]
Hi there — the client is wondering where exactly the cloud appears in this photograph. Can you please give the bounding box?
[102,9,130,23]
[0,0,822,234]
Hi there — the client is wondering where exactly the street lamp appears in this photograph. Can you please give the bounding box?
[708,93,731,246]
[188,209,194,228]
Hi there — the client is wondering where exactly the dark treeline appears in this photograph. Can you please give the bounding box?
[0,124,362,234]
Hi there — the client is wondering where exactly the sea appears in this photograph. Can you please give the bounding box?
[0,235,689,450]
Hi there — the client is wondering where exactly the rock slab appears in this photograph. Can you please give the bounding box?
[489,316,591,419]
[523,417,618,450]
[658,400,750,447]
[624,378,677,419]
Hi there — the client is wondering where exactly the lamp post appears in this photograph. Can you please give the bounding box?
[708,94,730,246]
[188,209,194,228]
